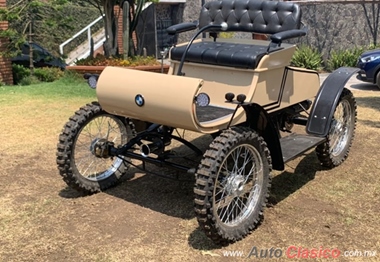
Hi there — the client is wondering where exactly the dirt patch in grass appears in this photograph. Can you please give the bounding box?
[0,89,379,261]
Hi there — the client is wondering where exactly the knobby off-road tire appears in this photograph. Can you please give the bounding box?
[316,88,357,168]
[194,127,272,245]
[56,102,134,194]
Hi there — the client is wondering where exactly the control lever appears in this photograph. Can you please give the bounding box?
[225,93,248,128]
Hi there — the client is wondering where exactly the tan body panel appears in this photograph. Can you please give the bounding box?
[96,39,320,134]
[279,67,320,110]
[171,62,258,129]
[97,67,203,131]
[252,67,320,112]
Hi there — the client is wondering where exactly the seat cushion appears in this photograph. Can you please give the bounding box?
[170,41,282,69]
[198,0,302,34]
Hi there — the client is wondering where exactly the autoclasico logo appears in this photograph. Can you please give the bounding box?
[223,246,376,258]
[245,246,341,259]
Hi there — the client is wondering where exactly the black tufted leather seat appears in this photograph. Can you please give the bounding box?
[198,0,301,34]
[171,41,282,69]
[170,0,301,69]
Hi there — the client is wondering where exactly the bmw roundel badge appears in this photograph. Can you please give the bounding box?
[135,94,144,107]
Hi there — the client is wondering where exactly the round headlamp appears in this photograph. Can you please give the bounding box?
[88,75,98,89]
[195,93,210,107]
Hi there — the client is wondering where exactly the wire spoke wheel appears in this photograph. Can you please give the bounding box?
[73,115,126,181]
[57,102,134,194]
[328,99,352,157]
[316,88,356,167]
[194,127,271,244]
[214,144,264,226]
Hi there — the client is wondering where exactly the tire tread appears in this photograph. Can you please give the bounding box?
[194,126,272,245]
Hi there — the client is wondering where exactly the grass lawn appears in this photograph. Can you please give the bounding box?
[0,76,96,155]
[0,76,379,261]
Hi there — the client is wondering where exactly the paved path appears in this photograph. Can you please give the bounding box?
[319,73,379,92]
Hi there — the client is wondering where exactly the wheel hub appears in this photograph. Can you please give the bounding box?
[225,174,245,196]
[90,138,112,158]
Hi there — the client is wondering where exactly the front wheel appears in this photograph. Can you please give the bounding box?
[375,71,380,89]
[56,102,134,194]
[194,127,272,244]
[316,88,356,167]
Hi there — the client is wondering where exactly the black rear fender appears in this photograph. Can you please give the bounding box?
[306,67,359,137]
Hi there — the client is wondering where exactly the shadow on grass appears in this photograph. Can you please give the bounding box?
[358,119,380,128]
[356,96,380,112]
[187,151,325,250]
[59,187,89,199]
[58,136,325,250]
[59,134,212,220]
[268,151,323,206]
[349,83,379,92]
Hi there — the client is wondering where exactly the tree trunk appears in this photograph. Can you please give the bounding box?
[102,0,118,57]
[361,2,380,46]
[122,1,130,59]
[29,16,34,74]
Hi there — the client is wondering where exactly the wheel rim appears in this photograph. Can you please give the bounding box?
[329,99,352,157]
[73,115,127,181]
[213,144,264,227]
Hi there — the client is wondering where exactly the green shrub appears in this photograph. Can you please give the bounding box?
[365,43,380,51]
[326,47,364,71]
[219,32,235,38]
[12,64,30,84]
[76,55,160,67]
[7,1,101,57]
[12,64,64,85]
[19,75,40,86]
[61,70,84,83]
[34,67,65,82]
[291,45,323,71]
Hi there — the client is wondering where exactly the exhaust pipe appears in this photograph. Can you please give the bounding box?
[140,140,163,157]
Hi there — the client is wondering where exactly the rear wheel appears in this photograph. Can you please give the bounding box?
[56,102,134,194]
[316,88,356,167]
[194,127,272,244]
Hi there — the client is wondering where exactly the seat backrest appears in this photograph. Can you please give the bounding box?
[198,0,301,35]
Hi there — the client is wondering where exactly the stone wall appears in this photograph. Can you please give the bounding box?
[292,0,379,58]
[178,0,380,58]
[0,0,13,85]
[156,4,172,20]
[178,0,202,42]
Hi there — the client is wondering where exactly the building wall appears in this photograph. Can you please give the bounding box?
[115,5,138,56]
[0,0,13,85]
[115,6,123,55]
[179,0,380,58]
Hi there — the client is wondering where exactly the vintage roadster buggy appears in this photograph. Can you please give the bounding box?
[57,0,358,244]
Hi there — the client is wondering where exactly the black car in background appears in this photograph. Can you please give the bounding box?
[356,48,380,89]
[11,42,66,70]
